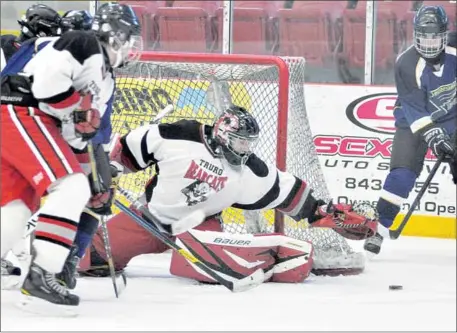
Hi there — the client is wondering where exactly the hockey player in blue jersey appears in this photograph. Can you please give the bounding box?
[364,5,457,256]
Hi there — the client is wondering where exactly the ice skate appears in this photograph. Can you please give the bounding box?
[18,263,79,317]
[364,232,384,258]
[1,258,22,290]
[56,245,80,290]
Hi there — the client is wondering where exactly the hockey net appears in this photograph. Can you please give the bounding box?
[112,52,365,275]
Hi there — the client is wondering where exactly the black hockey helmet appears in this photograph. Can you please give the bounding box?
[18,4,62,40]
[413,5,449,59]
[61,10,93,33]
[213,106,260,166]
[91,2,142,68]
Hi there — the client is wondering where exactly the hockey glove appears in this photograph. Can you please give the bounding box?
[87,172,114,216]
[73,94,101,141]
[421,125,455,159]
[308,201,378,240]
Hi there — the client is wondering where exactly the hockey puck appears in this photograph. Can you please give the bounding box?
[389,285,403,290]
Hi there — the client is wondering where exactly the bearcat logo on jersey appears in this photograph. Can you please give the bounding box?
[346,93,398,135]
[182,160,228,206]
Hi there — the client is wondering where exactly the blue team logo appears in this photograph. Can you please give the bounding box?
[346,93,398,135]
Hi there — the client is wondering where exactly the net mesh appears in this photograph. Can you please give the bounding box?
[112,53,364,274]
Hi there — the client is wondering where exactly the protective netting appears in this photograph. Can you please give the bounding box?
[112,53,364,274]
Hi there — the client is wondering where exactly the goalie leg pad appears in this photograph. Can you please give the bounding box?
[270,243,313,283]
[170,228,313,284]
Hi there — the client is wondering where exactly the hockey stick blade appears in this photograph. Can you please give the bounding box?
[152,104,174,124]
[114,198,264,292]
[106,105,174,156]
[389,154,445,240]
[114,271,127,295]
[231,268,265,293]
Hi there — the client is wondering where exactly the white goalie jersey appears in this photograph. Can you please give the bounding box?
[116,119,318,226]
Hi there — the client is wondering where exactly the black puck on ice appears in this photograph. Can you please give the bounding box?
[389,285,403,290]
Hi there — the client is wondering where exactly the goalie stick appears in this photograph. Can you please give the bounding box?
[87,142,125,298]
[389,154,445,240]
[114,188,265,293]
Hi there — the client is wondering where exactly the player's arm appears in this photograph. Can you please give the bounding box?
[110,122,164,173]
[110,119,203,173]
[0,47,5,72]
[0,34,21,68]
[233,155,319,221]
[92,93,115,150]
[234,155,377,240]
[394,52,431,133]
[31,31,104,119]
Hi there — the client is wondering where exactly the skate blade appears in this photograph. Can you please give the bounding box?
[115,272,127,296]
[365,250,377,261]
[15,293,78,317]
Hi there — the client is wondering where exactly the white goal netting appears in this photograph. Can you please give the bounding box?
[112,53,365,275]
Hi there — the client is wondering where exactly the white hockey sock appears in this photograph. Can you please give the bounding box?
[33,173,91,273]
[1,200,31,258]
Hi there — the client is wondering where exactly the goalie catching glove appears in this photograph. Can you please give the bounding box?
[308,201,378,240]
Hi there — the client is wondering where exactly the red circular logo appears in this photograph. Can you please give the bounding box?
[346,93,398,135]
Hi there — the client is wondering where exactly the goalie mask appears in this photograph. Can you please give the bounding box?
[213,106,260,166]
[61,10,93,33]
[91,2,142,68]
[413,5,448,59]
[18,4,62,41]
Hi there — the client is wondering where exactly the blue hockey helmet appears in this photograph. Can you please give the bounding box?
[61,10,93,32]
[413,5,449,59]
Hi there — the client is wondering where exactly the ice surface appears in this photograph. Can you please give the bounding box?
[1,237,455,331]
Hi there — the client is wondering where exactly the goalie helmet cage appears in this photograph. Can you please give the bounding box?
[113,52,365,275]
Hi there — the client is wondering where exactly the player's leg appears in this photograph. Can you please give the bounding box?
[2,105,90,306]
[78,209,169,276]
[56,144,113,288]
[1,199,32,289]
[56,209,100,288]
[0,156,38,289]
[364,126,428,256]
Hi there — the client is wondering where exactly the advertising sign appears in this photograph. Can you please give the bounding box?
[306,84,455,237]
